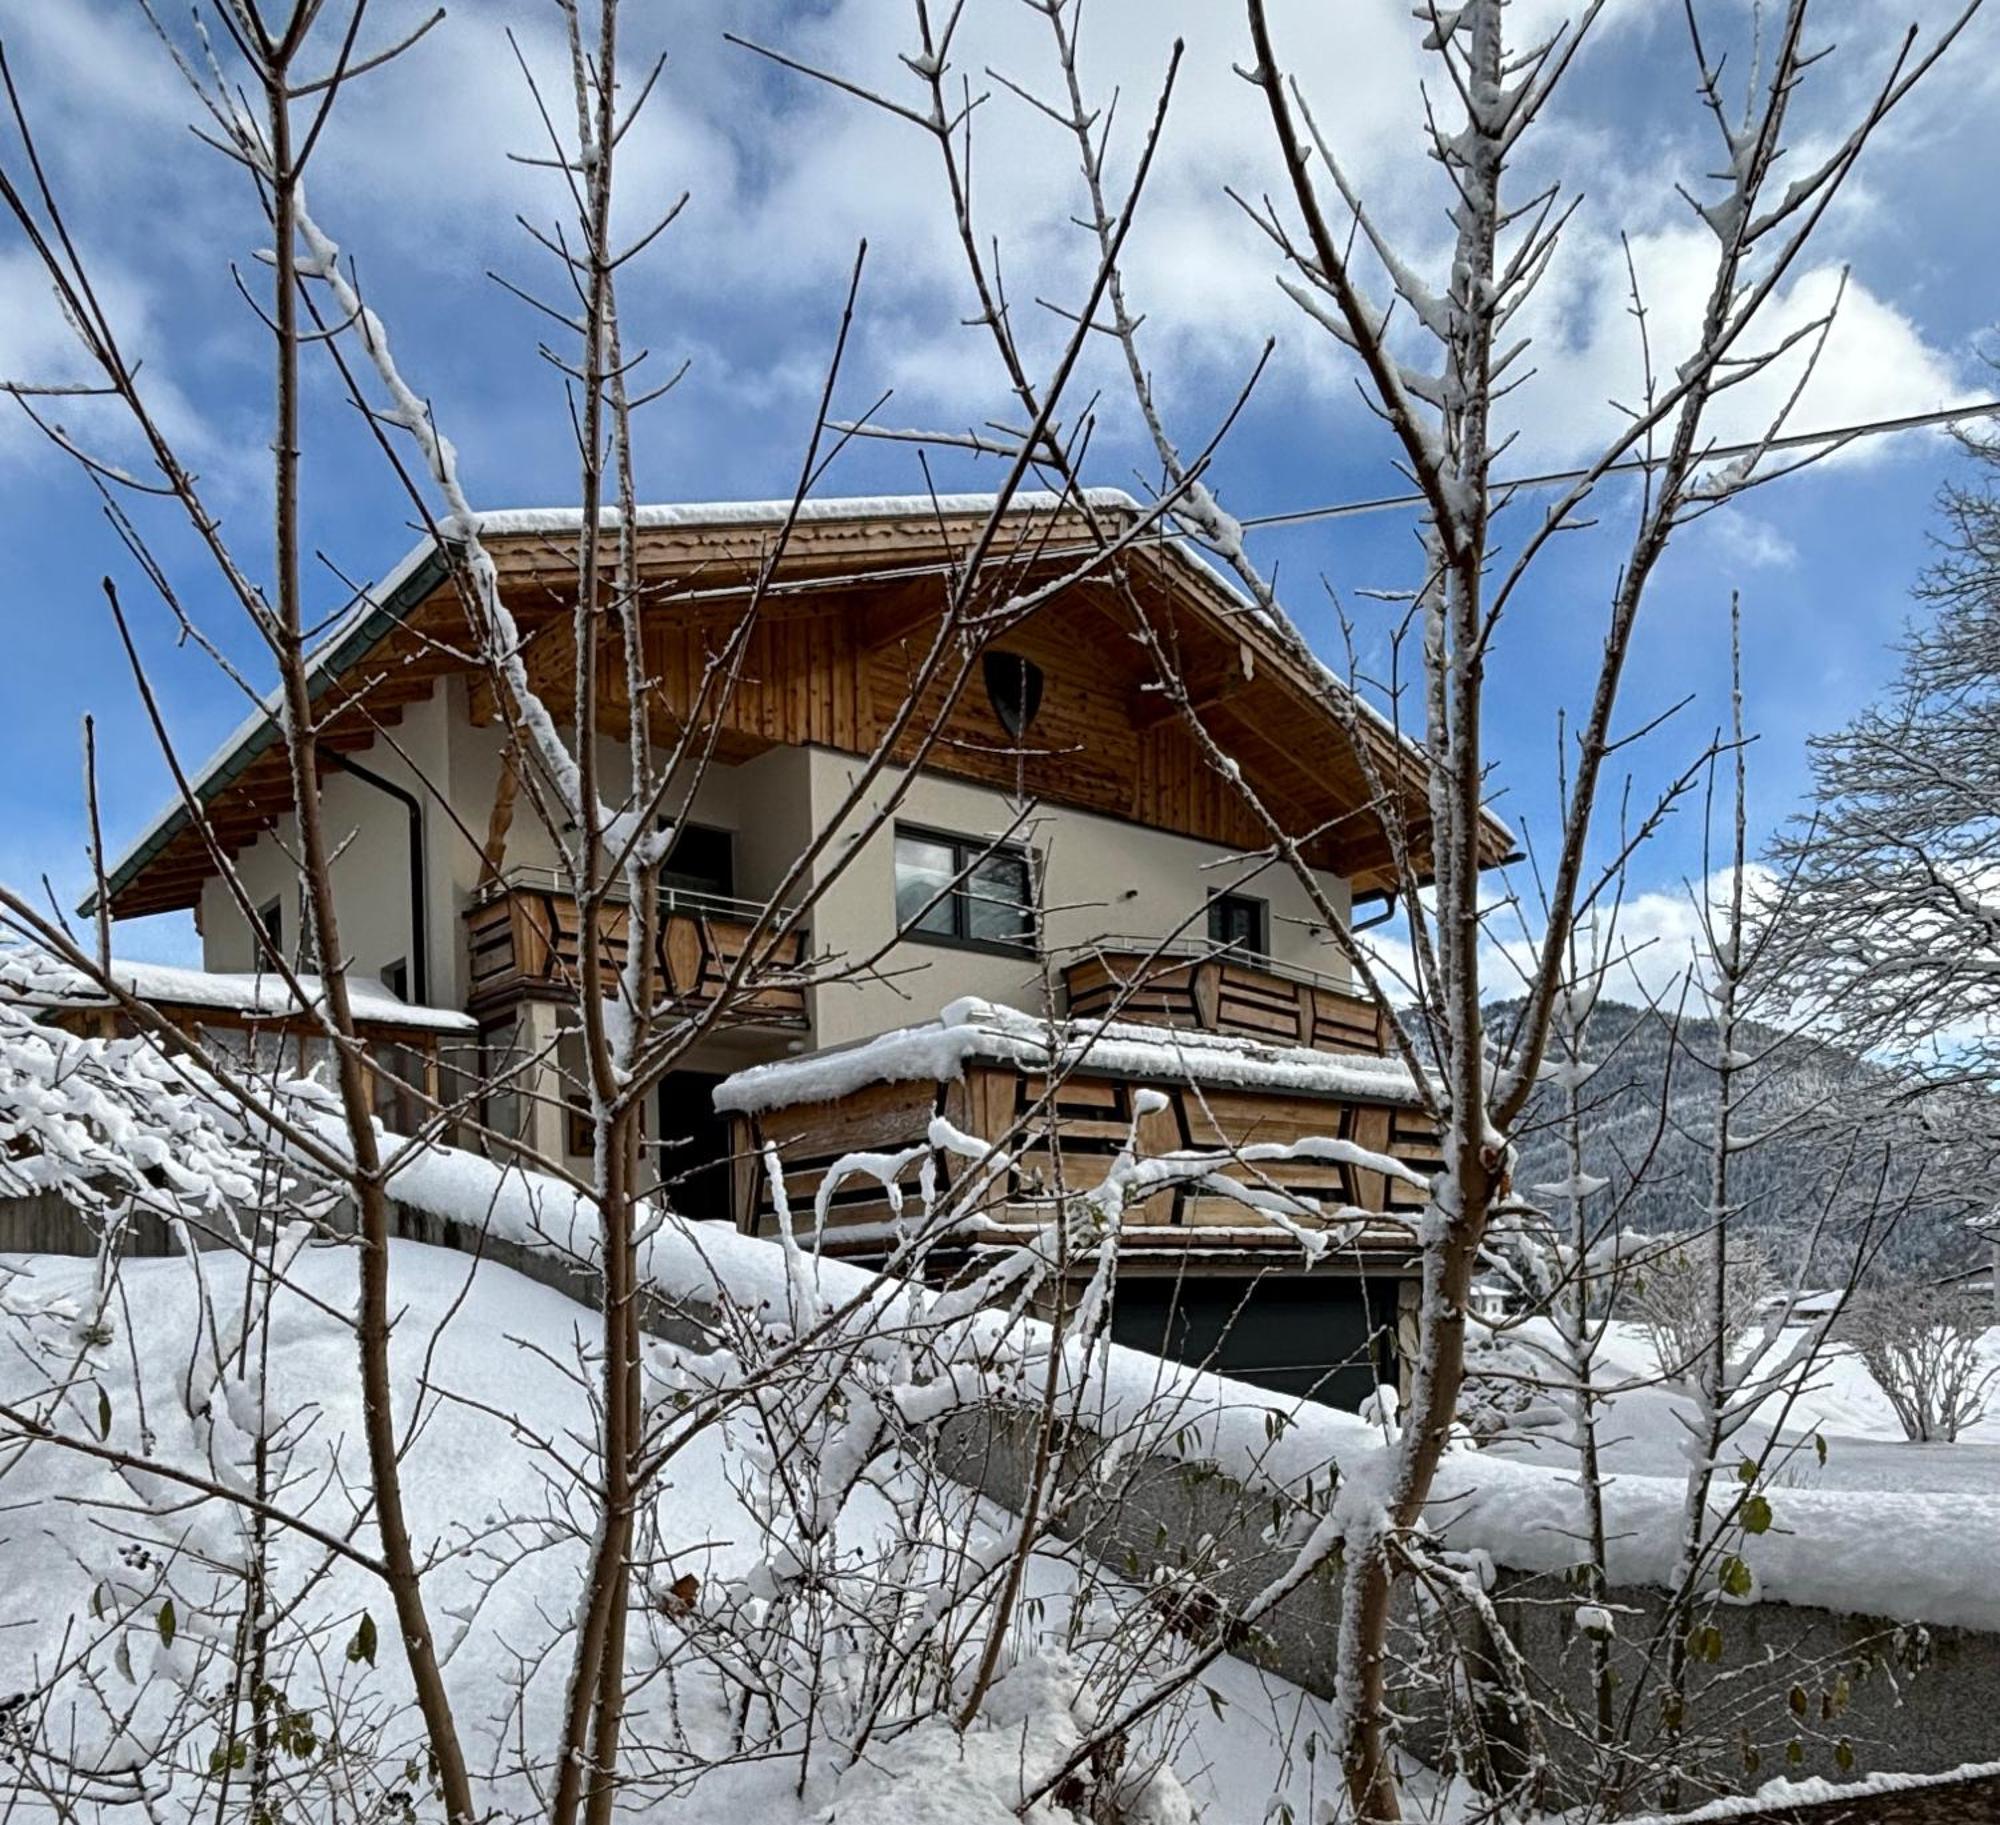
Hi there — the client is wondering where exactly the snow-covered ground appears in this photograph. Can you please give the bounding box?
[1488,1316,2000,1496]
[0,1241,1446,1824]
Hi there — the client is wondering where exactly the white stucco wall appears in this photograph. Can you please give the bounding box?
[195,708,1355,1056]
[800,748,1354,1047]
[198,685,454,998]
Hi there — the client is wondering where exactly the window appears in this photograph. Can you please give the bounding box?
[658,823,735,902]
[982,650,1045,738]
[1207,891,1267,956]
[380,957,410,1002]
[255,896,283,961]
[894,827,1036,952]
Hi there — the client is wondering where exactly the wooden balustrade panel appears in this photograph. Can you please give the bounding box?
[661,915,706,999]
[1308,986,1388,1054]
[465,897,512,991]
[1005,1072,1182,1226]
[465,890,807,1026]
[734,1076,958,1235]
[733,1058,1441,1245]
[1062,951,1388,1059]
[1061,953,1204,1028]
[1209,963,1310,1045]
[1384,1107,1442,1215]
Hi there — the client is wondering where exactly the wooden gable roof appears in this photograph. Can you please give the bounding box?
[99,491,1512,920]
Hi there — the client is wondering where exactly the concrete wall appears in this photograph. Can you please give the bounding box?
[938,1409,1999,1806]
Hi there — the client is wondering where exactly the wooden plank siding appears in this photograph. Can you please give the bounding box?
[482,579,1368,876]
[110,505,1510,920]
[463,886,807,1026]
[731,1061,1437,1261]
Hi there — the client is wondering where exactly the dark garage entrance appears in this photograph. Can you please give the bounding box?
[1108,1270,1405,1409]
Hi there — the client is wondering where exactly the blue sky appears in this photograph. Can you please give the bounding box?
[0,0,1993,980]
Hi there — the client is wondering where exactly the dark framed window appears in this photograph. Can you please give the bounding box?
[658,823,735,901]
[380,957,410,1001]
[255,896,283,960]
[1207,891,1267,956]
[982,650,1045,738]
[894,827,1036,954]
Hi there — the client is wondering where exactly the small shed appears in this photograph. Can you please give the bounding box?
[0,950,479,1139]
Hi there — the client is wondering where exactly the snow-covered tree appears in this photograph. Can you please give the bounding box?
[740,2,1984,1814]
[1627,1235,1775,1383]
[1772,414,2000,1147]
[0,1,1985,1818]
[0,5,1281,1819]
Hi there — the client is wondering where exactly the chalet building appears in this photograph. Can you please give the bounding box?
[72,490,1509,1405]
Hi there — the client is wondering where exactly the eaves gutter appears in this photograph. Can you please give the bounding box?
[84,542,454,917]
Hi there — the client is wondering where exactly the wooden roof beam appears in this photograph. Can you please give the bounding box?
[1131,636,1260,732]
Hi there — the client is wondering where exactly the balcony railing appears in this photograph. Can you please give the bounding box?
[1061,938,1390,1056]
[465,874,809,1027]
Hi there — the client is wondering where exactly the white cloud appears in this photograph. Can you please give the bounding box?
[1702,510,1800,573]
[1499,232,1976,475]
[0,248,223,479]
[3,0,1985,513]
[1360,865,1778,1019]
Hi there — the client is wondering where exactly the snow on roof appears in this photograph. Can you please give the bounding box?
[0,948,476,1034]
[471,487,1141,537]
[714,995,1425,1115]
[93,492,1142,907]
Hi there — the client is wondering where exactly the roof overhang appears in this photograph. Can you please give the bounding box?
[95,489,1511,919]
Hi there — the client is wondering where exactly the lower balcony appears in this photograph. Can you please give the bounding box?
[1060,939,1389,1055]
[464,873,809,1029]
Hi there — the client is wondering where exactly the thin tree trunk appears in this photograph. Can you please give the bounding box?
[1660,597,1749,1803]
[261,46,473,1823]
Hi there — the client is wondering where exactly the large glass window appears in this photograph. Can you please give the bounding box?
[894,827,1036,951]
[1206,891,1268,956]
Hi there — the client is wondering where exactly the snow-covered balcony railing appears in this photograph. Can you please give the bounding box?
[1060,936,1391,1057]
[463,866,809,1029]
[717,997,1438,1251]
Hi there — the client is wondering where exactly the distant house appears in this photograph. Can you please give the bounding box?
[61,492,1509,1404]
[1936,1255,1996,1325]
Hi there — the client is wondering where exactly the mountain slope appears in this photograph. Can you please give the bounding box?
[1491,999,1985,1276]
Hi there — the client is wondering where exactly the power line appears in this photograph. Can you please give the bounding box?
[417,395,2000,617]
[1235,397,2000,532]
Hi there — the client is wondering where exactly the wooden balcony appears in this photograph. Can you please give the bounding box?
[1061,941,1390,1056]
[464,877,809,1028]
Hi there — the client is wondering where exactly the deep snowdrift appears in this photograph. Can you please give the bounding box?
[0,1241,1378,1823]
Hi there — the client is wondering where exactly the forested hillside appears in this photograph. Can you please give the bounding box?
[1494,999,1988,1277]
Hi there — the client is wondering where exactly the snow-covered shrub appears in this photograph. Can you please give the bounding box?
[1848,1278,1998,1443]
[1625,1235,1774,1383]
[1457,1333,1559,1443]
[0,977,323,1229]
